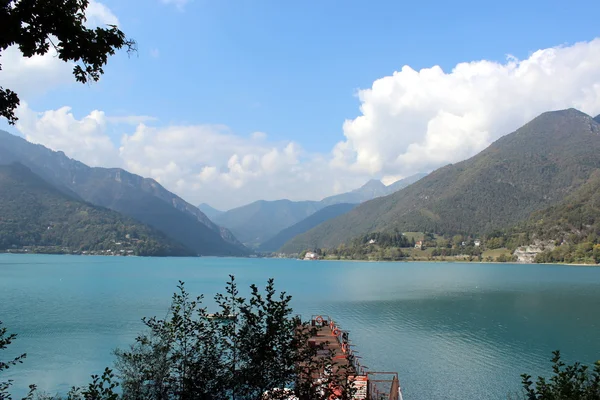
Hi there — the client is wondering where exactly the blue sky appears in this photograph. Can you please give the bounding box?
[3,0,600,208]
[13,0,600,150]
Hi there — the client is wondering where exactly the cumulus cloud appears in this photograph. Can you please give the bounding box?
[11,105,369,208]
[9,38,600,209]
[117,124,366,207]
[0,46,73,100]
[15,103,122,168]
[333,38,600,177]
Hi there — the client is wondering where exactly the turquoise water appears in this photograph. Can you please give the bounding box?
[1,255,600,399]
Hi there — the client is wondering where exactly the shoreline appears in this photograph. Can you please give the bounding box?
[308,258,599,266]
[2,252,597,267]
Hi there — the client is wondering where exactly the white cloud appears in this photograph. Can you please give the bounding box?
[0,46,73,100]
[15,103,122,168]
[11,104,370,208]
[9,38,600,209]
[333,38,600,177]
[251,131,267,140]
[85,0,119,27]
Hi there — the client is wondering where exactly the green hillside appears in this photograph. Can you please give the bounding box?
[259,203,356,253]
[514,170,600,263]
[0,163,193,256]
[283,109,600,251]
[0,130,249,256]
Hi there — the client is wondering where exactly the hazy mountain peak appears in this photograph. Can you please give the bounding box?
[198,203,225,220]
[360,179,385,190]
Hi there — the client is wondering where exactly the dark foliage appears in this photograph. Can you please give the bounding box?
[519,351,600,399]
[514,171,600,264]
[0,163,193,256]
[114,277,355,400]
[0,321,36,400]
[0,0,136,124]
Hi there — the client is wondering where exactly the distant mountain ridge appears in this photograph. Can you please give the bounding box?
[0,163,193,256]
[257,203,357,252]
[198,203,225,220]
[281,108,600,252]
[0,131,249,256]
[212,199,323,247]
[319,173,426,206]
[213,173,427,247]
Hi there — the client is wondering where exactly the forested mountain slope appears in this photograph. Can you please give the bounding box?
[258,203,356,252]
[0,163,193,256]
[283,109,600,251]
[0,131,248,256]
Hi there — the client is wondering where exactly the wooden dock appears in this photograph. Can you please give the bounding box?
[306,315,403,400]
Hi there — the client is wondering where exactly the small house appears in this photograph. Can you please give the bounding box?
[474,240,481,247]
[304,252,319,260]
[368,239,376,244]
[415,240,423,249]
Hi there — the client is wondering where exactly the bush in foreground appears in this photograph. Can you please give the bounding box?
[2,277,354,400]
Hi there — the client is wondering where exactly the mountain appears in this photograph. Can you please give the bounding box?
[258,203,357,253]
[0,131,249,256]
[0,163,193,256]
[320,173,427,206]
[319,180,388,206]
[282,109,600,251]
[198,203,225,220]
[213,173,427,247]
[522,169,600,241]
[386,173,428,192]
[212,200,323,247]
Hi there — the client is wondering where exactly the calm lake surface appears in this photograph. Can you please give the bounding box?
[1,255,599,399]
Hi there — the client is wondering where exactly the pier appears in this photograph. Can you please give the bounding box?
[306,315,403,400]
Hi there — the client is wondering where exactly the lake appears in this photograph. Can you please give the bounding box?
[1,255,599,399]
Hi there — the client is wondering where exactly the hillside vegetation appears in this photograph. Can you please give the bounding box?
[0,163,193,256]
[0,131,248,256]
[283,109,600,251]
[215,173,427,247]
[259,203,356,253]
[515,170,600,263]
